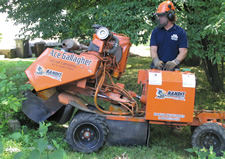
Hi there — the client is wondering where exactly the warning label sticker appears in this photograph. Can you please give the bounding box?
[182,74,196,88]
[149,72,162,85]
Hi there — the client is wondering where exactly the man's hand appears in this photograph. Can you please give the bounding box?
[153,57,164,69]
[165,59,180,71]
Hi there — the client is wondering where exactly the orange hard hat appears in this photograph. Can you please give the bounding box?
[156,1,175,14]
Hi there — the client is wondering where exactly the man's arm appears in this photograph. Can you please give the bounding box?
[150,45,164,69]
[165,48,188,70]
[176,48,188,62]
[150,46,158,59]
[165,48,187,71]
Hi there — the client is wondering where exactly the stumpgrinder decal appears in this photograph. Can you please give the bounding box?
[36,65,63,81]
[156,88,186,101]
[49,49,93,67]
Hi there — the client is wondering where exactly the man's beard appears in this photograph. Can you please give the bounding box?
[157,19,168,29]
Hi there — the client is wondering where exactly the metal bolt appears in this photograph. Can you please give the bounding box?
[84,132,90,137]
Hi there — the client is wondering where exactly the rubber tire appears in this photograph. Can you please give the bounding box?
[66,112,108,153]
[192,123,225,156]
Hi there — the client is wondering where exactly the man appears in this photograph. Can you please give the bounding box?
[150,1,188,70]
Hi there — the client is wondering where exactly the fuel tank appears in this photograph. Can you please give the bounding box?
[25,48,100,91]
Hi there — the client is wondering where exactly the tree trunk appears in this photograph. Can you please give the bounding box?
[202,57,224,92]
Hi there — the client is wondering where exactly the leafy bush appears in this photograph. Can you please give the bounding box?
[0,61,32,130]
[0,122,68,159]
[185,146,225,159]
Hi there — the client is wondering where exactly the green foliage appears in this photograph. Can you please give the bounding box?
[13,152,23,159]
[0,0,159,44]
[0,140,3,154]
[27,149,40,159]
[25,122,68,159]
[1,0,223,47]
[9,132,23,141]
[180,1,225,92]
[185,146,223,159]
[1,122,68,159]
[0,62,32,128]
[181,1,225,63]
[38,122,52,138]
[0,61,33,137]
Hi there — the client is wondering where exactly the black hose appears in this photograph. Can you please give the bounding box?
[108,35,119,54]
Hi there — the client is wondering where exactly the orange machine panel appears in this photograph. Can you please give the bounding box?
[25,48,100,91]
[145,70,196,123]
[115,34,132,74]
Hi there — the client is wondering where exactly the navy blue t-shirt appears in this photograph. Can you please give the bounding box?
[150,24,188,62]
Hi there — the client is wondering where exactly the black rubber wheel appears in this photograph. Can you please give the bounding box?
[192,123,225,156]
[66,112,108,153]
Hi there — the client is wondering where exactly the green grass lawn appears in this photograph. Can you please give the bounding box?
[0,56,224,159]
